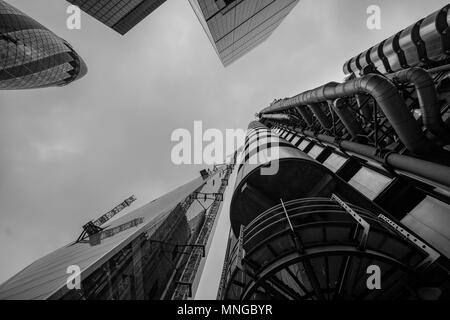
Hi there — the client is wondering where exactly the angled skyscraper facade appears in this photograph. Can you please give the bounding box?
[189,0,300,66]
[66,0,168,35]
[0,165,234,300]
[0,0,87,90]
[65,0,299,65]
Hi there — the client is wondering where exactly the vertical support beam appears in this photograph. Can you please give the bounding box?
[132,238,145,300]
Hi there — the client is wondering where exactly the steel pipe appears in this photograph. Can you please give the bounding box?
[332,98,364,139]
[355,94,373,121]
[262,75,435,154]
[260,113,299,122]
[307,103,332,130]
[390,67,450,142]
[295,106,314,127]
[295,131,450,189]
[343,4,450,75]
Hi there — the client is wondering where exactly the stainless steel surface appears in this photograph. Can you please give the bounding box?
[420,5,450,62]
[0,0,87,89]
[343,5,450,75]
[398,21,423,68]
[230,121,334,236]
[261,75,435,154]
[383,32,405,72]
[331,98,364,139]
[390,67,450,142]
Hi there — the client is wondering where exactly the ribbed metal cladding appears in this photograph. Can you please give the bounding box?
[223,197,441,300]
[343,4,450,75]
[230,121,337,237]
[0,0,87,89]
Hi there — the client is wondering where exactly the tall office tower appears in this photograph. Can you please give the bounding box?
[66,0,167,35]
[218,5,450,300]
[65,0,299,65]
[0,164,235,300]
[189,0,300,66]
[0,0,87,90]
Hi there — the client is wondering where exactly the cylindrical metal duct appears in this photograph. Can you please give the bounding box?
[332,98,364,139]
[295,105,314,127]
[260,113,299,122]
[385,152,450,189]
[390,67,450,142]
[343,4,450,75]
[290,130,450,190]
[339,140,450,189]
[355,94,373,122]
[307,103,332,130]
[261,75,435,154]
[419,4,450,63]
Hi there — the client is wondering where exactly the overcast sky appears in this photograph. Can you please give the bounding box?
[0,0,448,296]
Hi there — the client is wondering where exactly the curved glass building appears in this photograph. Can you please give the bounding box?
[0,0,87,90]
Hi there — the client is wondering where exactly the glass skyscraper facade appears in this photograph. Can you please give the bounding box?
[0,0,87,90]
[0,166,234,300]
[65,0,299,65]
[66,0,168,35]
[189,0,300,66]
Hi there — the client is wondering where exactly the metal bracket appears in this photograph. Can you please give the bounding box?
[280,199,305,254]
[236,225,246,270]
[173,244,206,258]
[190,192,223,202]
[332,194,370,250]
[175,281,192,298]
[148,240,206,259]
[377,214,441,270]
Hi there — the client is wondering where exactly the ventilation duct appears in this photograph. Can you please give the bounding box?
[390,67,450,142]
[261,75,435,154]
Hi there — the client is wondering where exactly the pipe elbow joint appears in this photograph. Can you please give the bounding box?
[357,74,398,103]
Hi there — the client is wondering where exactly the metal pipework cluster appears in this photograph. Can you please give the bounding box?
[260,71,449,154]
[389,67,450,143]
[343,4,450,75]
[233,4,450,302]
[258,6,450,186]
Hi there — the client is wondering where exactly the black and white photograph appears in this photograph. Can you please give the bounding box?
[0,0,449,312]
